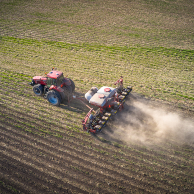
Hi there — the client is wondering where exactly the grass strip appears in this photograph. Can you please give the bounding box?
[1,36,194,61]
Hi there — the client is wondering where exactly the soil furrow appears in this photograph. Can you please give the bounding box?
[0,148,95,194]
[0,168,58,194]
[1,99,193,174]
[0,103,88,138]
[0,171,39,194]
[0,95,82,123]
[0,175,26,194]
[0,154,86,194]
[0,111,193,184]
[0,130,152,193]
[0,115,191,191]
[1,126,185,193]
[0,98,84,134]
[1,102,193,173]
[0,89,84,117]
[0,135,121,194]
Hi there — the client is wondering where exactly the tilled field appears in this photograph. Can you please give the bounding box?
[1,68,194,194]
[0,0,194,193]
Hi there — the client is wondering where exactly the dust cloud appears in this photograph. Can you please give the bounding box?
[109,95,194,146]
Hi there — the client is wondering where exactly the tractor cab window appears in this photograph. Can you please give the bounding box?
[47,77,57,88]
[57,74,64,86]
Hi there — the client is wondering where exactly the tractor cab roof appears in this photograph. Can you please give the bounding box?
[47,70,63,79]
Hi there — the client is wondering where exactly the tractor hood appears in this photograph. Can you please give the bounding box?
[32,76,46,81]
[29,76,47,86]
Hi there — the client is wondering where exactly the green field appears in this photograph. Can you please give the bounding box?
[0,0,194,193]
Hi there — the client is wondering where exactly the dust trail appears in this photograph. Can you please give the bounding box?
[108,95,194,146]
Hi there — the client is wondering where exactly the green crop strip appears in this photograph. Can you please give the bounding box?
[0,68,32,81]
[1,36,194,62]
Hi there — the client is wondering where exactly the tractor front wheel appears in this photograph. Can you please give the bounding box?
[47,90,61,106]
[33,84,44,96]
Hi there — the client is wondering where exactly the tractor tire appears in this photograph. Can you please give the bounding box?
[69,78,75,92]
[43,87,49,99]
[47,90,62,106]
[63,85,72,100]
[33,84,44,96]
[60,91,66,102]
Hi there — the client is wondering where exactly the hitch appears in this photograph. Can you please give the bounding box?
[73,96,96,114]
[29,80,35,86]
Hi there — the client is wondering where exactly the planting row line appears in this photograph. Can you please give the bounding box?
[1,100,193,180]
[1,118,193,192]
[1,124,188,192]
[0,150,88,194]
[1,84,192,165]
[1,127,152,193]
[1,94,194,183]
[1,101,193,177]
[0,89,84,121]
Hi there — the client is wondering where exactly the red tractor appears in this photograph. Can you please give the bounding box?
[29,68,75,106]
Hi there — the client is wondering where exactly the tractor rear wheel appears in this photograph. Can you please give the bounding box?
[33,84,44,96]
[47,90,61,106]
[63,85,72,100]
[69,78,75,92]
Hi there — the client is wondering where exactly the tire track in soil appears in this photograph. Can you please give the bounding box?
[0,124,182,194]
[0,107,193,186]
[0,128,151,193]
[0,154,86,194]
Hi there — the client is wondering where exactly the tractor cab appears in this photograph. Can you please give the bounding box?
[46,77,57,88]
[46,70,62,88]
[46,70,71,88]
